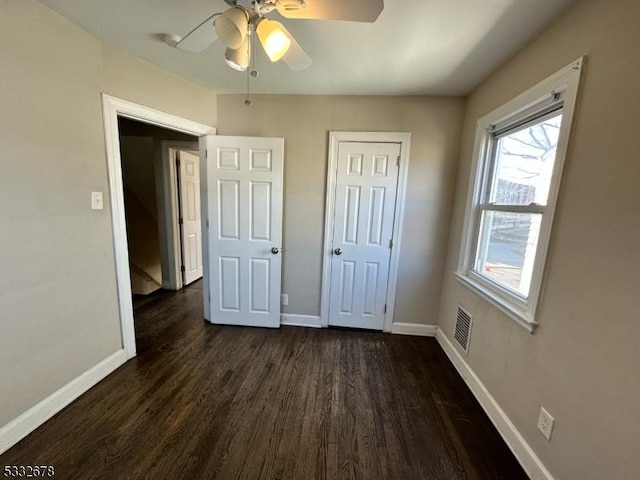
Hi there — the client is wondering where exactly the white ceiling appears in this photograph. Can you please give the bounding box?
[38,0,576,96]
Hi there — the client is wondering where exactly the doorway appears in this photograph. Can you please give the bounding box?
[161,142,204,290]
[320,132,411,332]
[118,118,200,296]
[102,94,216,358]
[175,149,203,286]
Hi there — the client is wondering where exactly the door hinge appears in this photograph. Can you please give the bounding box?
[397,155,401,167]
[205,149,208,159]
[384,304,387,314]
[179,217,184,225]
[389,239,393,249]
[181,265,185,273]
[176,157,181,168]
[206,220,209,229]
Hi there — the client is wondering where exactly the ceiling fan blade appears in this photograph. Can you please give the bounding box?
[282,37,312,71]
[277,0,383,22]
[277,23,312,71]
[175,13,220,53]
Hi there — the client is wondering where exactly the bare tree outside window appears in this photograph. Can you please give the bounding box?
[477,113,562,296]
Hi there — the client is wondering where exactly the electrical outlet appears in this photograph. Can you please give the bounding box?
[537,406,554,441]
[280,294,289,306]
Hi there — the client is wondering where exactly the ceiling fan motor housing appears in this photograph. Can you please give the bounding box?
[224,0,306,15]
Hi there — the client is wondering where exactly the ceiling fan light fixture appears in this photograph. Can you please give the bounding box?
[224,36,250,71]
[214,6,249,49]
[256,19,291,62]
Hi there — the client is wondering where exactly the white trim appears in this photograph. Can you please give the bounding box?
[160,141,199,290]
[390,323,437,337]
[102,94,216,357]
[456,58,584,330]
[0,350,127,455]
[436,329,554,480]
[320,131,411,331]
[199,137,210,321]
[280,314,323,328]
[455,273,537,332]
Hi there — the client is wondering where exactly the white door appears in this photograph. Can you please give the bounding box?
[203,135,284,328]
[328,141,401,330]
[178,151,203,285]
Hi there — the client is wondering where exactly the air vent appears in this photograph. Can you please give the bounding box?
[454,306,473,354]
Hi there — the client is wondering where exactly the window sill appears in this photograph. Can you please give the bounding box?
[454,272,539,333]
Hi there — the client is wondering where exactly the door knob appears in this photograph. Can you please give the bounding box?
[334,248,342,255]
[271,247,280,254]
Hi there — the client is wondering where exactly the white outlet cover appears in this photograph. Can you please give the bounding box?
[537,406,554,441]
[280,294,288,306]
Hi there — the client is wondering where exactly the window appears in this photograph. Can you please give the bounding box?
[457,58,584,331]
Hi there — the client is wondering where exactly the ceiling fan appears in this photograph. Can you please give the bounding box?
[166,0,384,72]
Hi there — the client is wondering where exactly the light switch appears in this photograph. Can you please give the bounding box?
[92,191,104,210]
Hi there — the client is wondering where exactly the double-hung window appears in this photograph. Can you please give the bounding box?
[457,58,584,331]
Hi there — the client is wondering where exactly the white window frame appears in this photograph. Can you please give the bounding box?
[456,58,584,332]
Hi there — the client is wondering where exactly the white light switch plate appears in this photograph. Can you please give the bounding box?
[92,191,104,210]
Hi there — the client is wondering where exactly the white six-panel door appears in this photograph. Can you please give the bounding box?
[328,142,401,330]
[179,150,203,285]
[204,136,284,328]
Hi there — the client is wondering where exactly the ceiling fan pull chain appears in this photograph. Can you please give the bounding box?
[245,26,258,106]
[245,66,251,106]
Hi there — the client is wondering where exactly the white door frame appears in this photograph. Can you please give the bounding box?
[102,94,215,359]
[159,141,199,291]
[320,131,411,332]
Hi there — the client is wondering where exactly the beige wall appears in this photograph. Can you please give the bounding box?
[120,136,162,293]
[101,45,217,127]
[437,0,640,479]
[217,95,465,323]
[0,0,216,427]
[120,136,157,219]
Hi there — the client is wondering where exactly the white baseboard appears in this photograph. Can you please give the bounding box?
[391,323,437,337]
[435,329,554,480]
[0,349,128,455]
[0,327,553,479]
[280,314,323,328]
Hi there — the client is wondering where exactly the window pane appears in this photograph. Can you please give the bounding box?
[475,211,542,297]
[490,112,563,206]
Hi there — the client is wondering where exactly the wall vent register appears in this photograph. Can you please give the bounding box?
[454,305,473,354]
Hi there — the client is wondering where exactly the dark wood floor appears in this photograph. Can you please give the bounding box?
[2,282,527,479]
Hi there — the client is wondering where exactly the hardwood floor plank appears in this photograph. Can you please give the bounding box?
[1,282,528,479]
